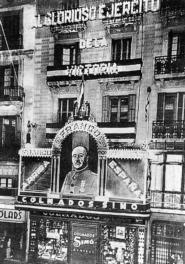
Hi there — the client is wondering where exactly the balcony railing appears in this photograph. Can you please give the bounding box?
[151,190,185,210]
[0,86,24,101]
[161,0,185,18]
[155,55,185,75]
[152,121,185,139]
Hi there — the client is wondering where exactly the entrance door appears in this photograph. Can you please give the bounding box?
[71,222,98,264]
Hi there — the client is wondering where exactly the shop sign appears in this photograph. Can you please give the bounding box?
[17,196,150,213]
[80,37,108,49]
[35,0,160,27]
[0,209,25,223]
[19,148,52,157]
[71,223,97,263]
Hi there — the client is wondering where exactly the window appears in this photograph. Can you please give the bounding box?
[54,43,80,66]
[112,38,131,61]
[103,95,136,123]
[0,117,16,148]
[0,178,12,188]
[58,98,77,124]
[0,11,22,50]
[151,154,183,193]
[168,31,185,57]
[157,93,185,121]
[0,65,18,91]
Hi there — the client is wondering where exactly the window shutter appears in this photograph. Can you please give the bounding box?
[102,96,109,122]
[157,93,165,121]
[54,44,62,67]
[0,67,4,97]
[178,93,183,121]
[128,94,136,122]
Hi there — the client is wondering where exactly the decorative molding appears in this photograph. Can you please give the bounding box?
[52,120,109,156]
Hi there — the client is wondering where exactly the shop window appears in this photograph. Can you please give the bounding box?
[151,221,185,264]
[112,38,131,62]
[151,154,183,193]
[102,95,136,123]
[168,31,185,57]
[101,224,145,264]
[30,217,68,263]
[58,98,77,125]
[54,43,80,66]
[0,11,22,50]
[0,178,12,188]
[157,93,185,121]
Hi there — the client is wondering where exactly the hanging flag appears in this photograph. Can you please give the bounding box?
[77,72,85,111]
[145,87,151,122]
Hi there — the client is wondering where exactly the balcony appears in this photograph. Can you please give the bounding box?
[155,55,185,78]
[0,86,24,101]
[151,190,185,210]
[152,120,184,139]
[161,0,185,14]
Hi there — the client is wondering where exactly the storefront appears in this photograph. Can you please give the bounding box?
[150,214,185,264]
[0,207,27,263]
[17,201,149,264]
[16,119,150,263]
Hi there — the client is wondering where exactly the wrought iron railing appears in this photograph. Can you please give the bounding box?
[152,121,185,139]
[0,86,24,101]
[161,0,185,18]
[151,190,185,210]
[155,55,185,75]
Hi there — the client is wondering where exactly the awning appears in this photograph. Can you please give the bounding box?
[107,149,147,160]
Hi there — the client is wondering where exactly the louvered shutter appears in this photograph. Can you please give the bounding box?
[157,93,165,121]
[102,96,110,122]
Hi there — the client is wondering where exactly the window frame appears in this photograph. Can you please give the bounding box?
[0,10,23,50]
[58,98,77,125]
[54,43,80,67]
[157,92,185,122]
[112,38,132,62]
[108,95,136,123]
[151,153,184,193]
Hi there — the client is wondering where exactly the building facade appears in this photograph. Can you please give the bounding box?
[1,0,185,264]
[0,0,36,263]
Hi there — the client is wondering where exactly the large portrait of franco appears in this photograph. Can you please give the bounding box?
[60,131,98,197]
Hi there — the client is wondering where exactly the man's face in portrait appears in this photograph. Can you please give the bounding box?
[72,146,88,170]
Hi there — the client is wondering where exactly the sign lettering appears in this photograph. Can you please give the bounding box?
[80,37,108,49]
[17,196,150,213]
[0,209,25,223]
[35,0,160,27]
